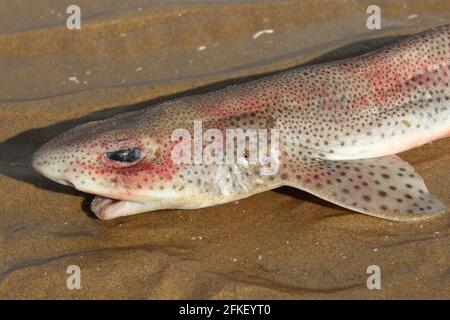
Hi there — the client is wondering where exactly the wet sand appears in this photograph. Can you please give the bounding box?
[0,0,449,299]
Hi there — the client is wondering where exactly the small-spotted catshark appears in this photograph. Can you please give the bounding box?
[33,25,450,221]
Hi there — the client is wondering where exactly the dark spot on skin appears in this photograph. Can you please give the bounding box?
[378,190,387,197]
[363,195,371,202]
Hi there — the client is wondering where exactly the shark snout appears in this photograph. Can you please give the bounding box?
[32,145,71,186]
[32,146,49,174]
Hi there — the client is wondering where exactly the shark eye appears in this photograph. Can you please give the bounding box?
[105,148,143,164]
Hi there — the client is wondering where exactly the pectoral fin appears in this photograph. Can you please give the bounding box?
[281,155,446,221]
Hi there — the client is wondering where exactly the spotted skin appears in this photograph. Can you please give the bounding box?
[33,25,450,220]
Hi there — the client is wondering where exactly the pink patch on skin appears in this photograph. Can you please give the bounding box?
[370,55,448,105]
[339,52,444,107]
[82,140,180,196]
[106,149,178,182]
[406,62,450,87]
[365,63,414,105]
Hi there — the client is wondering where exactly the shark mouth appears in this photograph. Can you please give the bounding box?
[90,196,143,220]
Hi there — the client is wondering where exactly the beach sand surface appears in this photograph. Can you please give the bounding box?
[0,0,449,299]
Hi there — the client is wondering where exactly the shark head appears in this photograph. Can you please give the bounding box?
[32,106,272,220]
[32,109,196,219]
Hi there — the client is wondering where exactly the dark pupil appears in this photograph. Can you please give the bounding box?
[106,148,141,163]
